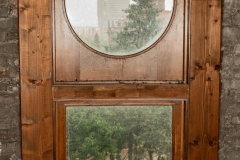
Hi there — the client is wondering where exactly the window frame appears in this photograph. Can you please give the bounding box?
[55,99,185,160]
[19,0,221,159]
[53,0,188,83]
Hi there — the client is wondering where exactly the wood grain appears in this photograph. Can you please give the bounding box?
[19,0,53,159]
[54,0,187,83]
[19,0,221,159]
[55,103,66,160]
[188,0,221,159]
[52,85,189,100]
[172,101,185,160]
[157,0,186,81]
[54,0,81,82]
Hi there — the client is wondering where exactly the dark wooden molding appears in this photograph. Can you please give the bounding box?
[52,85,189,101]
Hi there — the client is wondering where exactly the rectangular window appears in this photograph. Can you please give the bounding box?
[66,106,172,160]
[55,100,184,160]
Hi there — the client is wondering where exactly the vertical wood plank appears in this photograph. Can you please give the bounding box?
[188,0,221,159]
[56,103,66,160]
[19,0,53,159]
[188,1,207,159]
[204,0,221,159]
[172,102,184,160]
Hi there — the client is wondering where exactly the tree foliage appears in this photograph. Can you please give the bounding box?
[113,0,161,52]
[93,32,100,48]
[67,106,172,160]
[67,107,126,160]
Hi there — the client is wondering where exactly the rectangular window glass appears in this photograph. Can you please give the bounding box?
[66,106,172,160]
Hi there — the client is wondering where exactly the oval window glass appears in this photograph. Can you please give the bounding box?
[65,0,174,56]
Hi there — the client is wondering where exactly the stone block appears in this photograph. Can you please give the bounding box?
[0,0,8,4]
[0,83,8,92]
[0,55,8,68]
[0,30,7,42]
[222,26,240,44]
[0,43,18,56]
[233,44,240,55]
[232,13,240,26]
[0,17,18,29]
[233,56,240,66]
[222,9,233,26]
[0,6,9,18]
[4,30,18,42]
[230,80,240,89]
[223,0,235,9]
[0,29,18,42]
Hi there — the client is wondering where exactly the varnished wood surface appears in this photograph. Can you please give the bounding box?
[54,0,188,83]
[172,101,185,160]
[52,85,189,100]
[19,0,221,159]
[188,0,221,159]
[55,103,66,160]
[19,0,53,159]
[55,100,185,160]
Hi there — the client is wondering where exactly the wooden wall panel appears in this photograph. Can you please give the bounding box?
[54,0,187,83]
[19,0,53,159]
[19,0,221,159]
[188,0,221,159]
[79,49,125,81]
[54,0,81,82]
[157,0,185,81]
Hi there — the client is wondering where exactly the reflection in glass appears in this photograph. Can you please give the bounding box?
[66,106,172,160]
[65,0,174,56]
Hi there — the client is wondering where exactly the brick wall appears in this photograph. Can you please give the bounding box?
[0,0,20,159]
[219,0,240,159]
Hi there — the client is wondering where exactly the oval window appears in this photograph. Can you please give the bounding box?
[65,0,175,56]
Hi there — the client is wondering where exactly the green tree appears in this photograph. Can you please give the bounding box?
[67,107,126,160]
[93,32,100,48]
[67,106,172,160]
[114,106,172,160]
[114,0,161,52]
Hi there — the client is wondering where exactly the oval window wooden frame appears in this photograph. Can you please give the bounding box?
[53,0,188,83]
[63,0,177,58]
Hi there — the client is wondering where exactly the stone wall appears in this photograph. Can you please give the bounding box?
[0,0,239,159]
[0,0,20,159]
[219,0,240,159]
